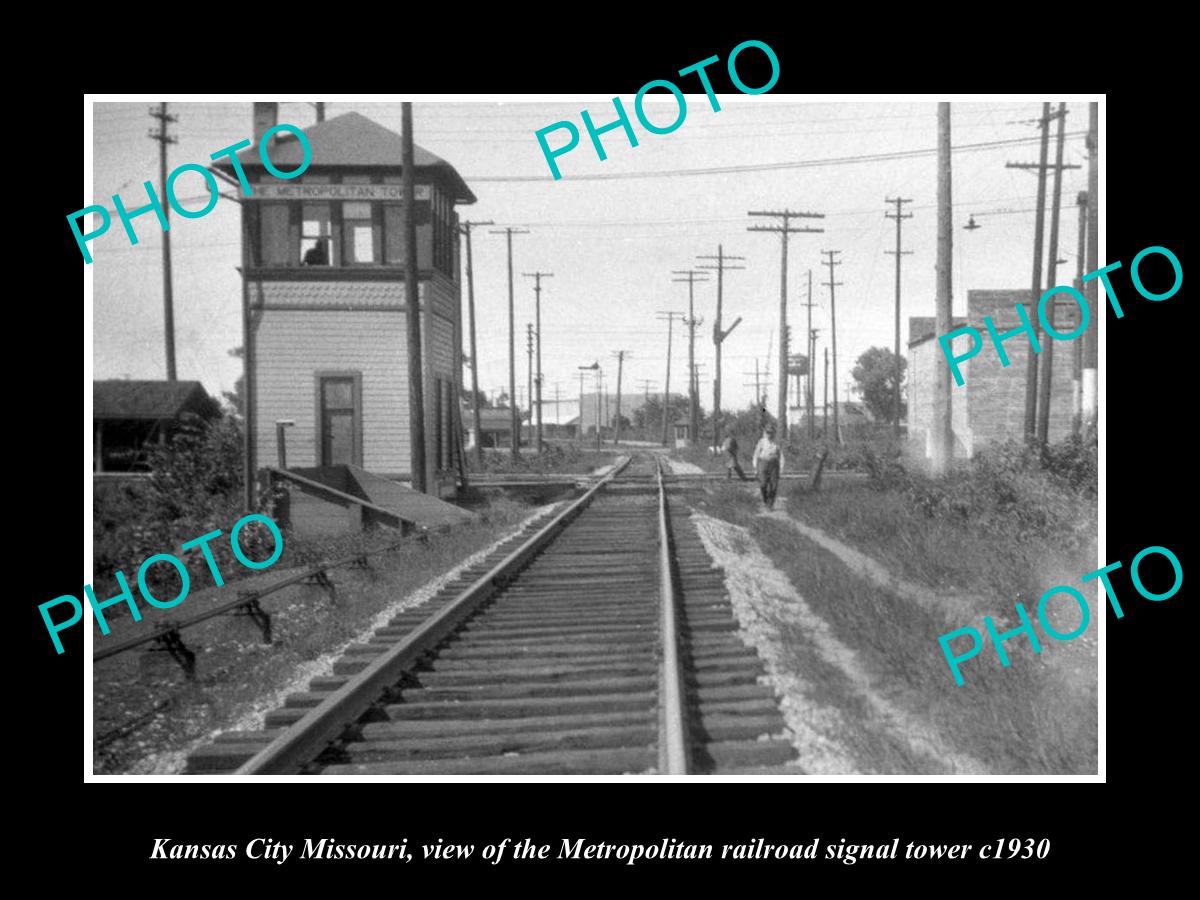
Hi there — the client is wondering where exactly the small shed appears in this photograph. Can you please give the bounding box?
[464,407,517,450]
[672,422,691,448]
[93,380,221,472]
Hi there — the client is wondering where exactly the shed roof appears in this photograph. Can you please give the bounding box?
[464,407,516,431]
[214,112,476,204]
[94,380,219,421]
[908,314,968,348]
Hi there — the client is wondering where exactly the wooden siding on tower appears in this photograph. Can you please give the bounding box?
[254,309,410,472]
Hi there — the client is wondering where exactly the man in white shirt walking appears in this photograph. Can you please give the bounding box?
[751,424,784,510]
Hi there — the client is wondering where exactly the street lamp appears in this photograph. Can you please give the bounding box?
[578,362,601,450]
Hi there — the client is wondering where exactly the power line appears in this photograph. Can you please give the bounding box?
[463,132,1087,183]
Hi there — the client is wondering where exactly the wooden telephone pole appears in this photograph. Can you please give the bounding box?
[1072,190,1088,436]
[697,245,745,451]
[523,270,553,452]
[820,250,843,444]
[1007,105,1081,444]
[1083,103,1098,431]
[748,209,825,440]
[460,219,493,466]
[401,103,427,492]
[799,269,818,438]
[671,271,708,445]
[885,196,914,437]
[612,350,628,444]
[526,323,535,446]
[656,311,683,445]
[1036,103,1071,446]
[490,226,530,461]
[149,102,178,382]
[932,102,954,475]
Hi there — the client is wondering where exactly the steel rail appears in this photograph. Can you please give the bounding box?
[235,456,633,775]
[656,459,691,774]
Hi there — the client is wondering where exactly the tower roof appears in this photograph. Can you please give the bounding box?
[215,111,476,204]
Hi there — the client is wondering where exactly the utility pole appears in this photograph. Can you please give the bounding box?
[1008,105,1080,444]
[809,326,821,438]
[1037,103,1071,446]
[1009,104,1052,444]
[401,103,427,493]
[1083,103,1098,431]
[552,382,563,436]
[748,209,826,440]
[490,226,530,461]
[601,370,609,444]
[932,102,954,475]
[1072,190,1088,436]
[459,219,493,466]
[526,323,534,447]
[744,360,768,424]
[149,102,178,381]
[611,351,628,445]
[799,269,818,438]
[637,378,655,437]
[523,270,553,452]
[578,371,586,441]
[885,196,914,437]
[820,250,843,444]
[697,244,745,452]
[823,348,829,438]
[656,311,683,445]
[671,270,708,445]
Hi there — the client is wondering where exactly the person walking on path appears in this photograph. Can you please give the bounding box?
[751,424,784,509]
[722,434,748,481]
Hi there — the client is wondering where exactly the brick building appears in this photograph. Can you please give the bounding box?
[908,289,1080,459]
[213,106,475,496]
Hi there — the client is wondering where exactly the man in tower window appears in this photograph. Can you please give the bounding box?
[303,240,329,266]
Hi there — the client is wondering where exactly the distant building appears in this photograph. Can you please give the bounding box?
[463,407,517,449]
[212,105,476,496]
[907,290,1080,458]
[93,380,220,472]
[578,391,686,434]
[793,400,873,440]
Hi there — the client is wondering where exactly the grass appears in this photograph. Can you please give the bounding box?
[695,481,1097,774]
[92,493,548,775]
[787,480,1097,605]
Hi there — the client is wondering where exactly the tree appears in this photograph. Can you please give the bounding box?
[223,346,245,416]
[633,394,693,433]
[460,385,489,408]
[851,346,907,423]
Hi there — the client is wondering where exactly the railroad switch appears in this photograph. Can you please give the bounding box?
[152,627,197,679]
[233,597,273,644]
[303,570,337,602]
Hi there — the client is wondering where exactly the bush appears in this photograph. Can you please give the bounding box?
[857,433,1098,551]
[92,413,283,602]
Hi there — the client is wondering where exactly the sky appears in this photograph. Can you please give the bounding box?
[88,96,1095,423]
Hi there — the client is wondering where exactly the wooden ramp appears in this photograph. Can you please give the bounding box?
[348,465,476,529]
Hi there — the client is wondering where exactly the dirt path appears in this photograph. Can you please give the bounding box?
[760,509,971,619]
[691,510,990,775]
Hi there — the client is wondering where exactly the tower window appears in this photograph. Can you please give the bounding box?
[301,202,336,266]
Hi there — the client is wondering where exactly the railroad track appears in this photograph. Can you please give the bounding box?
[188,453,797,775]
